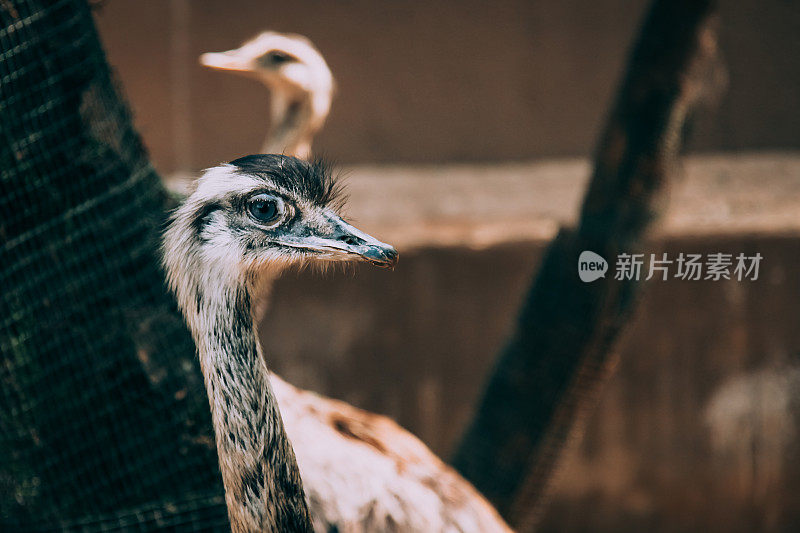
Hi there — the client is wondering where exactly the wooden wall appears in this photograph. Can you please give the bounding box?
[94,0,800,173]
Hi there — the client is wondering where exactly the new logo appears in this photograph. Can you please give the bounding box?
[578,251,608,282]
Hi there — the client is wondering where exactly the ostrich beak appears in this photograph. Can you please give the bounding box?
[332,219,399,268]
[278,216,398,268]
[199,51,253,73]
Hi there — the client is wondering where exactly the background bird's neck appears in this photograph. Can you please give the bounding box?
[192,281,312,533]
[264,89,327,159]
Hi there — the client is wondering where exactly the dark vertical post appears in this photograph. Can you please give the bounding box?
[453,1,722,529]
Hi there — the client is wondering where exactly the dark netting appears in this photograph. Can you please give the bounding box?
[0,0,229,530]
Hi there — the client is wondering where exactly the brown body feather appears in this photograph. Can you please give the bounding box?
[273,376,512,532]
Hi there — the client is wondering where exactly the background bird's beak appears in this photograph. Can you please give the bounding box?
[279,216,398,268]
[199,51,253,73]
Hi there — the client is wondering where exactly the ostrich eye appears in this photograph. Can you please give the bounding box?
[263,51,295,66]
[247,195,281,224]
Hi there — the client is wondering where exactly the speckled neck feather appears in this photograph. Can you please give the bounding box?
[192,277,312,532]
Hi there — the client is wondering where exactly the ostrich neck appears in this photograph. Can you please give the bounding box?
[192,280,312,532]
[263,90,322,159]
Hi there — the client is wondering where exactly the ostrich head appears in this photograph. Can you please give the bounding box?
[200,32,334,159]
[163,154,396,317]
[200,32,333,97]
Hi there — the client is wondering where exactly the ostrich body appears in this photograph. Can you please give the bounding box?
[200,32,334,159]
[164,155,510,532]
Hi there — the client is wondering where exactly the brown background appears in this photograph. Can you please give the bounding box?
[95,0,800,174]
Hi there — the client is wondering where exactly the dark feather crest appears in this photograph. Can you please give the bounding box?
[229,154,345,209]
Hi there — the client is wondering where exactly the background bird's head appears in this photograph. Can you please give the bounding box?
[200,31,334,101]
[163,154,396,310]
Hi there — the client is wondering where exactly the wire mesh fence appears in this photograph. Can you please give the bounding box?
[0,1,229,529]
